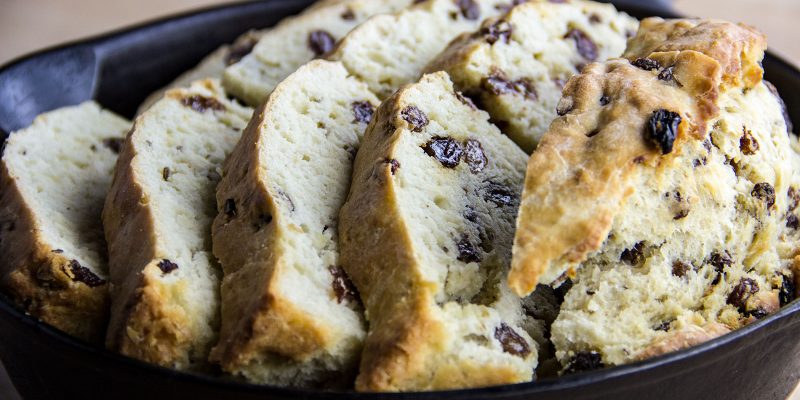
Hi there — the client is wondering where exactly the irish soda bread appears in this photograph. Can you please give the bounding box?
[510,19,799,371]
[210,60,377,386]
[0,102,129,343]
[425,0,637,152]
[339,72,538,391]
[223,0,414,106]
[103,79,252,369]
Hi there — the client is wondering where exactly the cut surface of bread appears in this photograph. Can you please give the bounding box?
[210,60,376,387]
[339,72,538,391]
[327,0,510,99]
[425,0,637,152]
[0,102,129,343]
[508,19,799,372]
[103,79,252,370]
[137,31,263,114]
[223,0,414,106]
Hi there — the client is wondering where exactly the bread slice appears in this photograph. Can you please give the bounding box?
[103,79,252,369]
[210,60,376,387]
[509,19,799,372]
[425,0,638,152]
[0,102,129,343]
[222,0,414,106]
[327,0,510,99]
[137,31,262,114]
[339,72,538,391]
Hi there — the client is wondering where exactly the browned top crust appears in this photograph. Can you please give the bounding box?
[624,18,767,90]
[509,19,767,296]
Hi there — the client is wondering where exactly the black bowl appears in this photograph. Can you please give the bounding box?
[1,1,799,399]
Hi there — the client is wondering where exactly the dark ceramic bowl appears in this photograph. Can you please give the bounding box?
[1,1,799,399]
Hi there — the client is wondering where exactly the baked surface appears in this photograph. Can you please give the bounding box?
[0,102,129,343]
[339,72,539,391]
[426,0,637,152]
[210,60,376,387]
[103,79,252,369]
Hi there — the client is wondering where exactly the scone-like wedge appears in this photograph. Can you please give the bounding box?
[210,60,376,387]
[509,19,768,295]
[339,72,537,391]
[103,80,252,369]
[223,0,414,106]
[0,102,129,343]
[425,0,638,152]
[137,31,262,114]
[328,0,510,99]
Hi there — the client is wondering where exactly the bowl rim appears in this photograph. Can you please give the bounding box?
[1,0,800,397]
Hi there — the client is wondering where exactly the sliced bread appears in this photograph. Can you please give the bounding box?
[425,0,637,152]
[0,102,129,343]
[103,79,252,369]
[339,72,538,391]
[210,60,377,387]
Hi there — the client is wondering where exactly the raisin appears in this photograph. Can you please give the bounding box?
[709,251,733,272]
[600,95,610,106]
[494,323,530,357]
[789,187,800,210]
[157,259,179,274]
[654,321,672,331]
[764,81,793,133]
[225,38,257,66]
[456,235,481,263]
[351,101,374,124]
[401,106,429,132]
[464,139,488,173]
[752,182,775,209]
[692,158,707,167]
[674,209,689,220]
[646,109,681,154]
[727,277,759,313]
[385,158,400,175]
[632,58,661,71]
[308,30,336,56]
[564,351,604,374]
[482,20,512,44]
[102,138,124,154]
[564,29,598,61]
[456,0,481,20]
[788,214,799,230]
[455,91,477,109]
[658,66,675,82]
[422,137,463,168]
[162,167,170,181]
[739,128,759,155]
[483,181,515,207]
[748,308,769,319]
[553,278,573,304]
[341,7,355,20]
[181,96,226,113]
[224,199,237,218]
[620,241,645,266]
[329,266,360,304]
[464,206,478,223]
[64,260,105,287]
[672,260,691,277]
[780,274,796,306]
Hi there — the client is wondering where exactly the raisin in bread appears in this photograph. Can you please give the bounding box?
[103,79,252,369]
[0,102,129,343]
[137,31,262,114]
[425,0,638,152]
[339,72,538,391]
[222,0,414,106]
[509,20,800,371]
[210,60,377,387]
[327,0,511,100]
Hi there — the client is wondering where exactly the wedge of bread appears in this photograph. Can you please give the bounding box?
[210,60,377,387]
[223,0,414,106]
[339,72,538,391]
[0,102,129,343]
[425,0,637,152]
[103,79,252,369]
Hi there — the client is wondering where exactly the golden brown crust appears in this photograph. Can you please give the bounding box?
[0,163,108,343]
[636,323,730,361]
[509,19,767,296]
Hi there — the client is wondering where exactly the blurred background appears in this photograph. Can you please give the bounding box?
[0,0,799,399]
